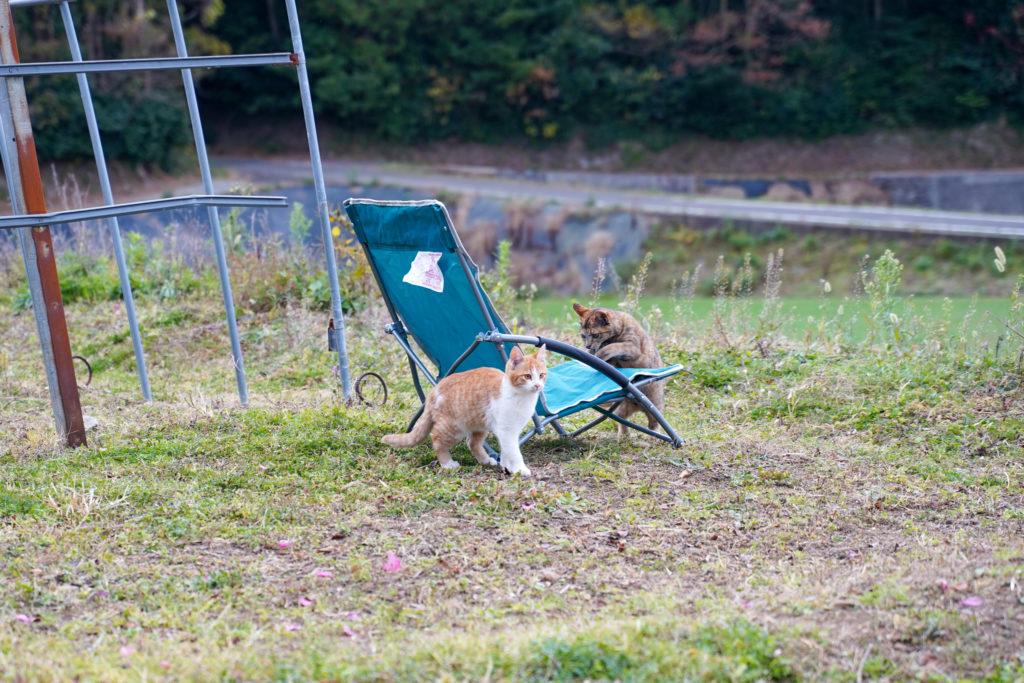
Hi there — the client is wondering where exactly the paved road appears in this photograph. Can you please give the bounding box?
[216,157,1024,239]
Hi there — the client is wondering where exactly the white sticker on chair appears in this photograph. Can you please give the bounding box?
[402,251,444,292]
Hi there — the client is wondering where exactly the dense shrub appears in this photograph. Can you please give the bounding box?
[201,0,1024,144]
[11,1,1024,161]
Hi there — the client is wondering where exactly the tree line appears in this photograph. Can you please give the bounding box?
[14,0,1024,167]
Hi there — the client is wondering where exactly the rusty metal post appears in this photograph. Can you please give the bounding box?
[0,0,85,447]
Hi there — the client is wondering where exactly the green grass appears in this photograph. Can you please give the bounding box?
[528,295,1013,344]
[2,290,1024,680]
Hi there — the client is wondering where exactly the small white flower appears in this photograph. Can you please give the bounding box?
[822,280,832,293]
[889,312,899,325]
[995,246,1007,272]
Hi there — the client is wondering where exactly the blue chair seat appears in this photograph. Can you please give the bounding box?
[540,360,683,417]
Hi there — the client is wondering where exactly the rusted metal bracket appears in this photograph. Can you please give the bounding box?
[0,0,85,447]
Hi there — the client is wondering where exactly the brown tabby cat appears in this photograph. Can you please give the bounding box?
[572,303,665,436]
[382,346,547,476]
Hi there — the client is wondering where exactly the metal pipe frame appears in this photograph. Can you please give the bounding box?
[166,0,249,405]
[0,0,85,446]
[284,0,352,400]
[0,194,287,231]
[1,0,354,440]
[58,0,148,399]
[0,45,68,439]
[0,53,294,77]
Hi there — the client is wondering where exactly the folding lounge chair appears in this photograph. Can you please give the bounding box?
[342,198,685,450]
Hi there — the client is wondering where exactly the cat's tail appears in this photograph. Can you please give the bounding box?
[382,398,433,448]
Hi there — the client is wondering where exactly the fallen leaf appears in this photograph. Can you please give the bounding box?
[383,552,402,573]
[960,596,983,608]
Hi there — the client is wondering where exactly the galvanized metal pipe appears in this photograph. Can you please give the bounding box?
[0,194,287,231]
[0,52,295,77]
[0,0,85,446]
[284,0,352,399]
[165,0,249,405]
[59,0,151,401]
[0,49,65,438]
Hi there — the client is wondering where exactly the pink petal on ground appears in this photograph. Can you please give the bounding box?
[936,579,949,592]
[522,501,535,511]
[342,624,357,639]
[277,539,293,550]
[739,600,754,610]
[960,596,984,608]
[284,622,302,632]
[298,597,314,607]
[346,610,362,621]
[119,645,135,657]
[14,614,32,624]
[314,569,333,578]
[383,552,402,573]
[160,661,171,670]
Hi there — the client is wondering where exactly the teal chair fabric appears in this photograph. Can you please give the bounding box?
[344,199,511,376]
[541,360,682,417]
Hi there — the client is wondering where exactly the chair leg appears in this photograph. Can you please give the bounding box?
[483,441,500,461]
[406,404,425,433]
[592,404,681,447]
[518,425,539,447]
[409,358,426,403]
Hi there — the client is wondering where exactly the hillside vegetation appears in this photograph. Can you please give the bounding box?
[13,1,1024,167]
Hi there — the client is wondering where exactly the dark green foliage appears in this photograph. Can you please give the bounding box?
[30,86,188,169]
[200,0,1024,145]
[12,1,1024,161]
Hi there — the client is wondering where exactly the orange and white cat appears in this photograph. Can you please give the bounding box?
[382,346,547,476]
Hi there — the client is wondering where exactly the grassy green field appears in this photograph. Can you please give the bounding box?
[528,295,1014,344]
[2,280,1024,680]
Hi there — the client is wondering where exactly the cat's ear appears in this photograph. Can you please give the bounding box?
[572,302,588,318]
[593,311,609,326]
[535,344,548,362]
[508,346,525,368]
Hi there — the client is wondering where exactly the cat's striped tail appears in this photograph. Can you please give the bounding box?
[382,398,433,447]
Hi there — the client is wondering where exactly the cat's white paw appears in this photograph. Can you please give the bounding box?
[505,463,531,477]
[440,460,461,471]
[486,457,499,467]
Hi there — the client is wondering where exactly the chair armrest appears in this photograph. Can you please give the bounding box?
[475,332,635,389]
